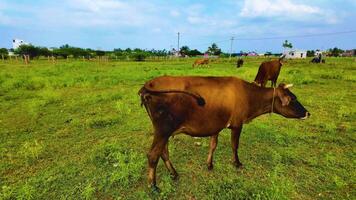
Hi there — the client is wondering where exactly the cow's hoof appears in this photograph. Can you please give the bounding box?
[171,173,179,181]
[150,184,161,193]
[207,164,214,170]
[233,162,243,169]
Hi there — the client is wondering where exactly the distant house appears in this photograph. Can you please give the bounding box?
[283,49,307,59]
[247,51,258,56]
[12,39,29,49]
[170,48,181,57]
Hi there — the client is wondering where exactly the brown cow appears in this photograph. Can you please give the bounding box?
[254,55,285,87]
[192,58,209,67]
[139,75,310,191]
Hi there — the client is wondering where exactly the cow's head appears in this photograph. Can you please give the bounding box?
[273,83,310,119]
[278,54,286,65]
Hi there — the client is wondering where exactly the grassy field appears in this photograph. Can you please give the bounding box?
[0,57,355,200]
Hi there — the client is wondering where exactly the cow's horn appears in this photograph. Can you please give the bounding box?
[284,84,293,89]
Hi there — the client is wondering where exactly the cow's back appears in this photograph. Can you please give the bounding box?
[254,60,281,84]
[266,60,282,77]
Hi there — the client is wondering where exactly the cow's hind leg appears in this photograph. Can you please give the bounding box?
[231,126,243,168]
[207,134,218,170]
[147,134,169,192]
[161,142,178,180]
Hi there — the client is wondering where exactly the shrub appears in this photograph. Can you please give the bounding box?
[131,52,148,61]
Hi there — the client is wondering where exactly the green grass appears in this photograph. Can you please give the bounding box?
[0,57,355,199]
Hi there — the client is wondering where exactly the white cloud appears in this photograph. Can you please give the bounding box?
[60,0,154,27]
[240,0,321,18]
[170,10,180,17]
[69,0,128,12]
[0,0,162,28]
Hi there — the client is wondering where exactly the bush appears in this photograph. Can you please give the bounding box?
[131,52,148,61]
[0,48,8,59]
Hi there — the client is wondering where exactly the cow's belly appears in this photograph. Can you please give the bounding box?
[172,108,231,137]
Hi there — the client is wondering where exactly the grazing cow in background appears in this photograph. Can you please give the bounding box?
[139,75,310,191]
[236,58,244,68]
[254,55,285,87]
[192,58,209,67]
[311,54,326,64]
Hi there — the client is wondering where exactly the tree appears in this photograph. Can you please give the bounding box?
[95,50,105,57]
[282,40,293,49]
[131,52,148,61]
[15,44,40,58]
[0,48,8,58]
[207,43,222,56]
[264,51,272,56]
[179,46,190,56]
[38,47,51,57]
[307,50,315,57]
[329,47,344,57]
[189,49,202,56]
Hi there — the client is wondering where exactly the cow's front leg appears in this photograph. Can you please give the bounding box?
[231,126,243,168]
[207,134,218,170]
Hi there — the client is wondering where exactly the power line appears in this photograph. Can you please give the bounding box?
[233,30,356,41]
[183,39,230,48]
[172,30,355,51]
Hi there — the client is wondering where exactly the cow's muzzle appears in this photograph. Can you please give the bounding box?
[300,112,310,120]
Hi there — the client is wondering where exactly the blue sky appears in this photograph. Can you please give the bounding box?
[0,0,355,53]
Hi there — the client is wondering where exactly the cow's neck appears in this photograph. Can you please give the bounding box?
[245,86,275,122]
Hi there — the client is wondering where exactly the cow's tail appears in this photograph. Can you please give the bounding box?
[138,86,205,106]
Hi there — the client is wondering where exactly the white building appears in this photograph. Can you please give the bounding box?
[283,49,307,59]
[12,39,28,49]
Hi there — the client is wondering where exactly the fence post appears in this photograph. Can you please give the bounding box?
[24,55,28,65]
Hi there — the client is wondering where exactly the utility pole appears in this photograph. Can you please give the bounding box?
[177,32,180,56]
[229,36,234,60]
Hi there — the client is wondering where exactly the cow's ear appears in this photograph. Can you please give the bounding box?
[277,88,290,106]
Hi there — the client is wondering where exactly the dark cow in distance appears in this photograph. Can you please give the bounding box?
[236,58,244,68]
[139,75,310,191]
[192,58,209,67]
[254,55,285,87]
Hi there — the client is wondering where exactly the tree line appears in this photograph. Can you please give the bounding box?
[0,42,351,61]
[0,43,223,61]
